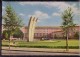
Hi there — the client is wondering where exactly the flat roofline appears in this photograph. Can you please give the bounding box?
[23,25,80,28]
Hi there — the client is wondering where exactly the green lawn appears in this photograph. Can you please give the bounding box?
[2,39,79,49]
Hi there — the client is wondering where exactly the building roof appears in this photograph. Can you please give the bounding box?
[21,26,80,30]
[24,26,61,29]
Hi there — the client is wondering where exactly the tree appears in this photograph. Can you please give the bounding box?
[61,7,76,51]
[2,3,23,49]
[2,30,9,40]
[13,28,24,39]
[74,32,79,39]
[54,34,57,39]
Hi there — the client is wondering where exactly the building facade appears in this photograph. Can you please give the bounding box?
[20,26,80,40]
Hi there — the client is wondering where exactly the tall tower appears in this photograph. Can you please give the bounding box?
[28,16,38,42]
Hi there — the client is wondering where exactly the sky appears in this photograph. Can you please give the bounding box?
[2,1,80,26]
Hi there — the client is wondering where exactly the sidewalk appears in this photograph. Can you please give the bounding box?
[2,47,80,54]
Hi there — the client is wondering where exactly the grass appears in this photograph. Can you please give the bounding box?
[2,39,79,49]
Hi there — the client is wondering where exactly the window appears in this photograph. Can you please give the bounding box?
[34,33,38,37]
[34,33,36,36]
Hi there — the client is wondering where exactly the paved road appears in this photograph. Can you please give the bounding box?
[2,50,80,56]
[1,47,80,56]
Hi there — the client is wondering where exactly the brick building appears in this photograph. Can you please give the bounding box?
[20,26,80,40]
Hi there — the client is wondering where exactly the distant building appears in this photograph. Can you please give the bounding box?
[2,25,80,40]
[20,26,80,40]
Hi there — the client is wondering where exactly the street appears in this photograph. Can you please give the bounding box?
[2,50,79,56]
[1,47,80,56]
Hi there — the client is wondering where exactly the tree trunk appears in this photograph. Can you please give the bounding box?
[8,29,10,50]
[66,30,69,51]
[9,37,10,50]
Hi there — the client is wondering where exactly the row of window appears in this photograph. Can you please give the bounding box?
[34,33,52,37]
[35,29,56,32]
